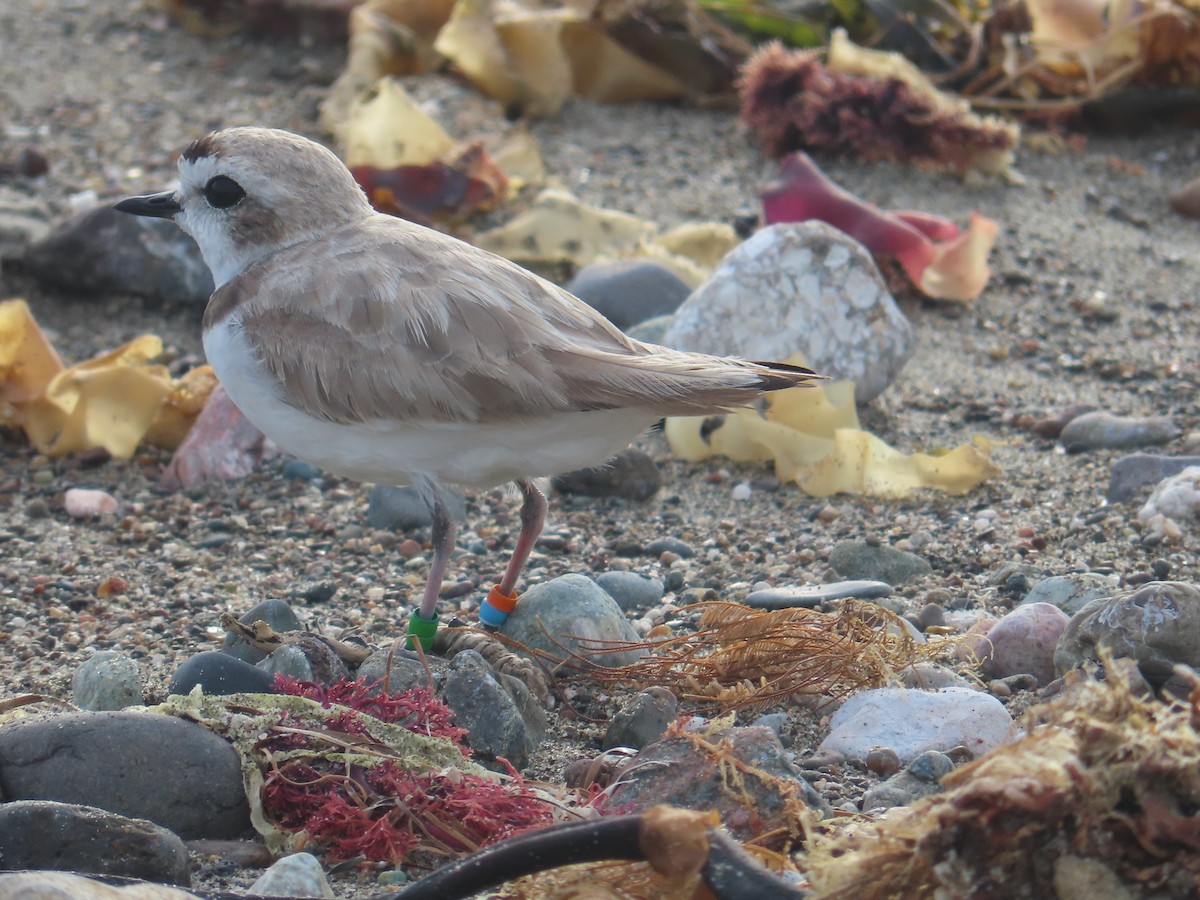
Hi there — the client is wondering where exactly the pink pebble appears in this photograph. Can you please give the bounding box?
[981,602,1070,686]
[64,488,120,518]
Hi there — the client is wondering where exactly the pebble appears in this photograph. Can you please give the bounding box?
[221,598,304,663]
[170,650,279,695]
[0,711,250,839]
[1028,404,1097,440]
[752,712,789,738]
[1169,173,1200,218]
[980,602,1070,686]
[552,447,662,501]
[24,497,51,518]
[1020,572,1118,616]
[1055,581,1200,687]
[595,571,666,610]
[64,488,120,518]
[743,580,894,610]
[819,687,1015,763]
[442,649,544,768]
[916,602,946,630]
[72,650,143,711]
[603,687,678,750]
[661,222,914,402]
[644,536,696,559]
[23,204,213,304]
[1107,454,1200,503]
[828,540,932,586]
[160,385,267,490]
[860,750,954,812]
[1138,466,1200,540]
[355,648,433,695]
[281,458,323,481]
[604,724,829,842]
[897,662,970,690]
[624,313,673,345]
[864,746,900,777]
[255,644,315,682]
[501,574,647,668]
[0,800,191,885]
[367,484,467,531]
[247,852,335,898]
[566,258,692,329]
[1059,411,1181,452]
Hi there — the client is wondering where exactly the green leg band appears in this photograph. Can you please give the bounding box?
[406,612,438,651]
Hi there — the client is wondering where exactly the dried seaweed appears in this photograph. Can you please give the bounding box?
[434,624,555,706]
[801,659,1200,898]
[580,600,925,711]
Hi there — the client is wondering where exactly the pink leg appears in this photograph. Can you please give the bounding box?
[414,476,457,621]
[479,480,546,628]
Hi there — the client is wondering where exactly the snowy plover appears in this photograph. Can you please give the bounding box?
[115,127,819,648]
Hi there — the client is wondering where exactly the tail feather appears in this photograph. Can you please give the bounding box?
[748,360,824,393]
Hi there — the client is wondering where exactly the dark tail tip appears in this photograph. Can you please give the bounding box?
[751,360,826,392]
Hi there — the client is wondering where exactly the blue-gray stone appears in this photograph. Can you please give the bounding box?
[72,650,142,711]
[861,750,954,811]
[1107,454,1200,503]
[625,314,674,345]
[221,598,304,664]
[255,645,314,682]
[828,541,931,586]
[743,580,894,610]
[595,571,666,611]
[567,259,691,329]
[170,651,278,696]
[355,648,434,695]
[281,458,323,481]
[442,650,535,766]
[603,687,677,750]
[367,484,467,532]
[1060,412,1180,453]
[502,573,647,668]
[752,712,790,737]
[248,852,334,898]
[1020,573,1117,616]
[644,537,696,559]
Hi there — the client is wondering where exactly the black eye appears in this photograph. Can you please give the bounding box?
[203,175,245,209]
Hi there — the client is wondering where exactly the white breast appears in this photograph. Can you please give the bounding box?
[202,317,656,488]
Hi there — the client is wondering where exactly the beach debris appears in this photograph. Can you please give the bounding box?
[760,153,997,302]
[665,357,999,499]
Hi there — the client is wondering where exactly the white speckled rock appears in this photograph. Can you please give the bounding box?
[819,687,1015,763]
[661,222,914,402]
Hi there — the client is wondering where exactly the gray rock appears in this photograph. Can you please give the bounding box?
[860,750,954,811]
[502,574,647,668]
[828,541,932,586]
[367,484,467,532]
[662,222,913,402]
[897,662,970,690]
[567,258,691,329]
[24,204,213,303]
[744,580,894,609]
[441,650,537,767]
[603,687,677,750]
[171,650,279,695]
[221,598,304,664]
[752,712,789,737]
[1060,411,1181,453]
[819,687,1014,763]
[981,602,1071,686]
[248,852,334,898]
[644,537,696,559]
[72,650,142,711]
[1021,573,1118,616]
[355,648,434,694]
[0,711,250,839]
[625,314,674,345]
[0,800,190,885]
[256,645,314,682]
[595,571,666,610]
[0,194,51,261]
[281,458,324,481]
[1107,454,1200,503]
[1055,581,1200,687]
[552,447,661,501]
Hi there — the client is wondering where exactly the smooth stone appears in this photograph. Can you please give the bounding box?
[552,447,661,501]
[186,838,273,868]
[625,313,674,345]
[367,484,467,532]
[567,258,691,329]
[221,598,304,663]
[255,644,314,682]
[1055,581,1200,687]
[1020,573,1118,616]
[828,541,932,586]
[355,648,433,694]
[441,649,539,767]
[1060,411,1180,452]
[502,573,647,668]
[743,580,893,609]
[981,603,1070,686]
[752,712,789,738]
[0,800,190,885]
[248,852,335,898]
[0,871,198,897]
[644,536,696,559]
[603,687,678,750]
[605,725,829,842]
[860,750,954,812]
[897,661,970,690]
[819,687,1014,763]
[0,711,250,839]
[281,458,324,481]
[595,571,666,611]
[662,222,914,402]
[72,650,142,711]
[170,650,279,695]
[23,204,213,304]
[1107,454,1200,503]
[64,488,120,518]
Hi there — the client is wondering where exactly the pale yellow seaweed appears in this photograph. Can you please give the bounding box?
[342,77,454,168]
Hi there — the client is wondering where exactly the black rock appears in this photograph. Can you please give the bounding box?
[552,448,661,501]
[221,598,303,663]
[566,259,691,329]
[171,650,279,695]
[367,484,467,532]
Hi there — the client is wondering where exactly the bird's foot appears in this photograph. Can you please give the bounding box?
[479,584,518,629]
[405,612,439,651]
